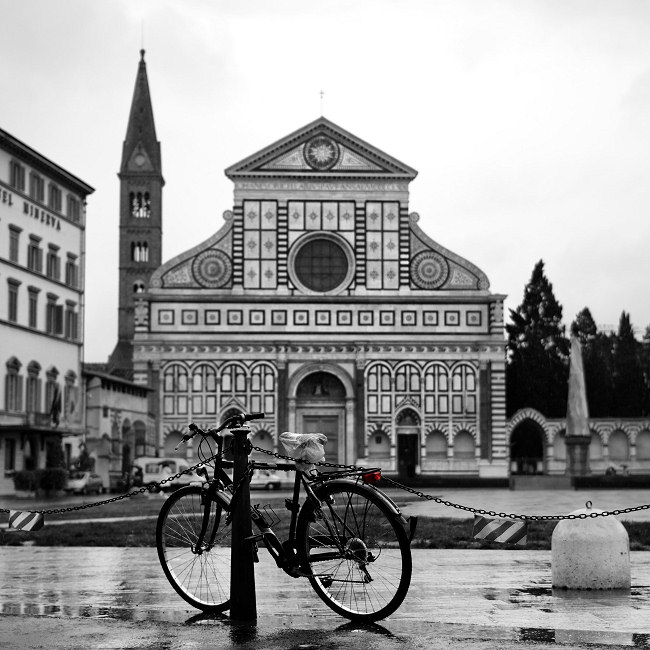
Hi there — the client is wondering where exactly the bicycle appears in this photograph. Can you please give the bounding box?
[155,411,413,622]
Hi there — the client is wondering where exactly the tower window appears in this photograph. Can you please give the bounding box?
[131,241,149,262]
[133,281,146,293]
[130,191,151,219]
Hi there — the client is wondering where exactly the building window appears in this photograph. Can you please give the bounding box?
[9,161,25,191]
[67,195,81,222]
[130,191,151,218]
[453,430,475,459]
[27,236,43,272]
[7,279,20,323]
[48,183,62,212]
[5,357,23,411]
[426,431,448,459]
[294,238,349,292]
[25,361,42,414]
[131,241,149,262]
[46,294,63,335]
[65,254,79,288]
[8,225,22,263]
[29,172,44,202]
[46,244,61,280]
[64,370,78,422]
[4,438,17,473]
[65,302,78,340]
[45,368,60,421]
[133,281,145,293]
[28,286,39,328]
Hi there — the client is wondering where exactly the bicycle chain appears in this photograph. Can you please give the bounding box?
[4,441,650,523]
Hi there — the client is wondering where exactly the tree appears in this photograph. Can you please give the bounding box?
[641,325,650,415]
[506,260,569,417]
[611,311,646,417]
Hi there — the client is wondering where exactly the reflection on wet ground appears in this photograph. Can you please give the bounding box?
[1,547,650,647]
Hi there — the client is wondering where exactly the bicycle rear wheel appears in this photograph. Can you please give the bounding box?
[296,482,411,621]
[156,485,232,611]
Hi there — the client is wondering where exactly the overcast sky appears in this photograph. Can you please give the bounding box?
[3,0,650,362]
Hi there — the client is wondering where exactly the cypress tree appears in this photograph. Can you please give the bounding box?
[506,260,569,417]
[612,312,645,417]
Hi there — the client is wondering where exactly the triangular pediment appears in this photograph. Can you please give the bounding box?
[225,117,417,180]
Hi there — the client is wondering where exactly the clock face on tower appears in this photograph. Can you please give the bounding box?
[304,135,340,171]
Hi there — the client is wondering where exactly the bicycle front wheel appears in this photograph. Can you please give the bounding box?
[156,485,232,611]
[296,482,411,621]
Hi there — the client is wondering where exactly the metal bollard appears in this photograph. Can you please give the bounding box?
[229,426,257,621]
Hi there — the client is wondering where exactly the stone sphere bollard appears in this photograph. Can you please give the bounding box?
[551,502,630,590]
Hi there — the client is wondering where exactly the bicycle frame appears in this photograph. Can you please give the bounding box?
[193,430,406,579]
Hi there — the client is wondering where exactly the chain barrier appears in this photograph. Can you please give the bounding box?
[251,445,650,522]
[0,453,223,517]
[3,439,650,523]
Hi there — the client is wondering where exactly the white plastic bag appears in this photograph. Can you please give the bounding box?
[280,432,327,473]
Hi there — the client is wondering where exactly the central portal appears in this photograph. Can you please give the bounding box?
[295,371,345,464]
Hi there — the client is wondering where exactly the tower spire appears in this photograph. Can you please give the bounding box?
[109,51,164,378]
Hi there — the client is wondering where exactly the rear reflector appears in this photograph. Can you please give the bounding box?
[362,470,381,484]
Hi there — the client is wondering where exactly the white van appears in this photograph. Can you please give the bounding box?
[132,457,206,492]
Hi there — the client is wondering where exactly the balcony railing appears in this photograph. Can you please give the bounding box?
[0,410,58,429]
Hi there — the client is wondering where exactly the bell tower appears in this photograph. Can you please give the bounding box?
[109,50,164,377]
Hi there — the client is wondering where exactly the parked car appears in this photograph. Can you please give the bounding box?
[250,469,282,490]
[132,457,206,492]
[66,471,104,495]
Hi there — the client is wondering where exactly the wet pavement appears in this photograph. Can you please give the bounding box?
[2,487,650,648]
[1,547,650,649]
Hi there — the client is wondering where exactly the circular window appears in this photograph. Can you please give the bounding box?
[289,234,354,294]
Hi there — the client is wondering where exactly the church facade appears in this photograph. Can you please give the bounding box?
[125,95,508,478]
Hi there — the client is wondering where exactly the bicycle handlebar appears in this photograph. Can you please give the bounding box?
[175,412,265,449]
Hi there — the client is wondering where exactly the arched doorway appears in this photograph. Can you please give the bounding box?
[295,371,346,464]
[510,420,545,475]
[396,408,420,478]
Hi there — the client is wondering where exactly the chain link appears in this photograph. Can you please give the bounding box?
[4,442,650,523]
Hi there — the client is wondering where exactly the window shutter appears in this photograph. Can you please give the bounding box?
[55,305,64,335]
